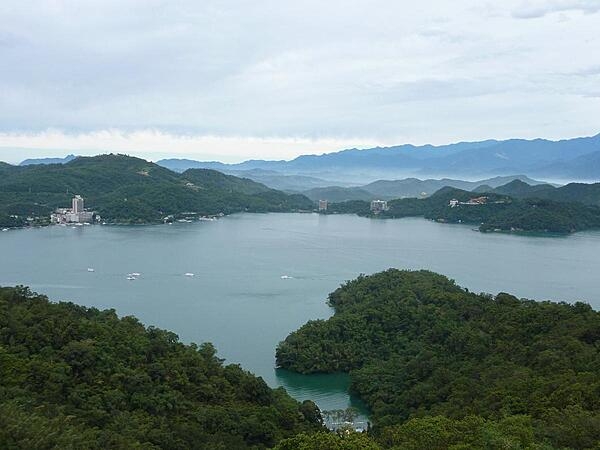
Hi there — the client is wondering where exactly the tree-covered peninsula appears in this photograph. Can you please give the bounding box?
[326,186,600,234]
[276,270,600,449]
[0,286,323,449]
[0,154,313,227]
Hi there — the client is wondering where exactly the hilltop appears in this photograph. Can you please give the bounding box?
[0,154,313,227]
[277,269,600,448]
[478,179,600,207]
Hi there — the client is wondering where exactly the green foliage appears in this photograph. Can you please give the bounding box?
[0,155,313,226]
[276,270,600,449]
[0,286,323,448]
[327,186,600,233]
[274,431,381,450]
[379,415,546,450]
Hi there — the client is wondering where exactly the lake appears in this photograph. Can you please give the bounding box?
[1,213,599,418]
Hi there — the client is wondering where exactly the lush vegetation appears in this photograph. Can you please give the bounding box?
[480,179,600,207]
[0,286,324,448]
[0,155,313,226]
[326,186,600,233]
[277,269,600,449]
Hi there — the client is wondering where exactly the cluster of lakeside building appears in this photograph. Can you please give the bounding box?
[317,199,389,214]
[51,195,99,224]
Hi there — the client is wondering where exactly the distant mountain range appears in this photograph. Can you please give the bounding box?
[157,133,600,182]
[19,154,77,166]
[16,133,600,188]
[301,175,549,202]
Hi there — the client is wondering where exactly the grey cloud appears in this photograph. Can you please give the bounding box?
[0,0,599,145]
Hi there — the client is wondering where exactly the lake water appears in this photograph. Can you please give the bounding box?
[1,213,599,418]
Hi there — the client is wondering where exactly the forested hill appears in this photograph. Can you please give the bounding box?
[0,286,323,448]
[276,269,600,449]
[327,186,600,234]
[0,154,313,226]
[478,179,600,206]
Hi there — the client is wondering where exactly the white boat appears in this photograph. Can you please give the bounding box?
[280,275,293,280]
[130,272,141,277]
[1,228,8,232]
[87,268,95,272]
[126,276,137,280]
[184,272,194,277]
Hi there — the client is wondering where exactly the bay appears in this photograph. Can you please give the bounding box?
[1,213,599,418]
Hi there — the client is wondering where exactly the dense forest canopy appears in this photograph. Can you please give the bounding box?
[0,286,323,449]
[0,154,313,227]
[478,179,600,207]
[277,270,600,449]
[327,186,600,233]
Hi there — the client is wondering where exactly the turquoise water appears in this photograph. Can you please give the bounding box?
[1,213,599,416]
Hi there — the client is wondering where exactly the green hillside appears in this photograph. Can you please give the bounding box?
[326,186,600,234]
[0,155,313,226]
[276,269,600,449]
[0,286,323,448]
[480,180,600,207]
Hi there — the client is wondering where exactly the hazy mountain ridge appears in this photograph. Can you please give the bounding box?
[302,175,548,202]
[157,133,600,181]
[19,154,78,166]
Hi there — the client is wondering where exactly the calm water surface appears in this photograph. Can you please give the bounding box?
[1,213,599,416]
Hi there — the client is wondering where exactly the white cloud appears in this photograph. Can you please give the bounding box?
[0,0,599,160]
[0,129,384,164]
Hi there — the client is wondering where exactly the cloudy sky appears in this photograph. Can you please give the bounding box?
[1,0,599,163]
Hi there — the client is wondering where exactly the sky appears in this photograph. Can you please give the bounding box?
[1,0,599,164]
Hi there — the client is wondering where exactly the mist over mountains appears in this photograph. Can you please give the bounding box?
[13,134,600,198]
[157,133,600,184]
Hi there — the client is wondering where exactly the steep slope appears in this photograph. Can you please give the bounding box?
[0,286,322,448]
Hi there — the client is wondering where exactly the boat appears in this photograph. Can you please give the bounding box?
[184,273,194,277]
[87,268,95,272]
[280,275,293,280]
[126,276,136,281]
[1,228,8,232]
[130,272,141,277]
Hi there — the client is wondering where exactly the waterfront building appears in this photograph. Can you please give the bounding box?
[72,195,84,214]
[318,200,328,211]
[370,199,388,214]
[51,195,96,224]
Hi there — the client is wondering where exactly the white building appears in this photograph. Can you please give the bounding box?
[370,200,388,214]
[72,195,84,214]
[51,195,95,224]
[318,200,328,211]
